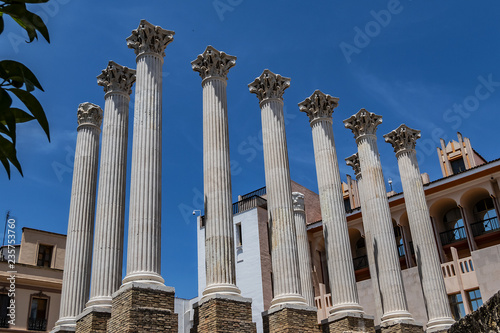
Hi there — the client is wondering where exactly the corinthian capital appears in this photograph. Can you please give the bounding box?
[298,90,339,124]
[346,153,361,180]
[383,124,421,155]
[191,46,236,80]
[292,192,305,211]
[97,61,136,95]
[77,102,103,128]
[343,109,382,140]
[126,20,175,57]
[248,69,290,102]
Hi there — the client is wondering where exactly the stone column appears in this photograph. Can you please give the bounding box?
[76,62,136,332]
[53,103,103,332]
[122,19,174,285]
[292,192,315,307]
[107,20,177,333]
[248,69,306,308]
[190,46,256,333]
[344,109,417,329]
[299,90,364,317]
[384,125,455,332]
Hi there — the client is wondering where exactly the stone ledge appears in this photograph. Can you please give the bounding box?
[262,304,320,333]
[322,312,375,333]
[380,322,424,333]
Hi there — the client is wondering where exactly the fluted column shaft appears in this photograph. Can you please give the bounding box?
[398,150,454,328]
[357,134,412,323]
[292,192,315,307]
[55,103,102,330]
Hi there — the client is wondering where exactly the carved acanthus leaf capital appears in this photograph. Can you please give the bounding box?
[346,153,362,179]
[383,124,421,155]
[191,46,236,80]
[292,192,305,211]
[77,102,103,128]
[343,109,382,140]
[298,90,339,123]
[248,69,290,102]
[126,20,175,57]
[97,61,136,95]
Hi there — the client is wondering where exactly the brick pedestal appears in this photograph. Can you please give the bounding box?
[262,304,321,333]
[380,322,424,333]
[51,327,75,333]
[76,307,111,333]
[107,282,177,333]
[191,294,256,333]
[322,312,375,333]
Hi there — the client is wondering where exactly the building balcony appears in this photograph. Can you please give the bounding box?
[471,217,499,237]
[27,318,47,331]
[353,255,368,270]
[440,226,467,246]
[0,316,9,328]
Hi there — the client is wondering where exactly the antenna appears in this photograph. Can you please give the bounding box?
[388,178,393,192]
[1,211,10,260]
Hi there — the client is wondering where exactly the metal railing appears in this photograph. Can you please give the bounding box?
[353,255,368,270]
[28,318,47,331]
[397,243,405,257]
[471,217,499,237]
[440,226,467,246]
[240,186,266,200]
[0,316,8,328]
[232,195,267,215]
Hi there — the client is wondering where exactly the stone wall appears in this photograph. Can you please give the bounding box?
[448,289,500,333]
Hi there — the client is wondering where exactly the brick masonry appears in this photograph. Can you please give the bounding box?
[448,289,500,333]
[107,283,178,333]
[76,309,111,333]
[262,305,321,333]
[191,295,256,333]
[322,314,375,333]
[380,322,424,333]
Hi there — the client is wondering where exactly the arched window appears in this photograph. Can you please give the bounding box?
[471,198,499,236]
[394,226,405,257]
[355,237,366,257]
[440,207,466,245]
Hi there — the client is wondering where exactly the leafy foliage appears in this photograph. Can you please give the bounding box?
[0,0,50,178]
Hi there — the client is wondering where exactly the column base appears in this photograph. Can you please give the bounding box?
[75,306,111,333]
[190,294,256,333]
[50,325,76,333]
[51,318,76,333]
[107,282,178,333]
[322,312,375,333]
[380,321,424,333]
[262,303,321,333]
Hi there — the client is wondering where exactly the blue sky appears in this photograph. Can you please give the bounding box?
[1,1,499,299]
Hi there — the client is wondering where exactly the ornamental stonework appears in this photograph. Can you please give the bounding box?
[97,61,136,95]
[77,102,103,128]
[343,108,382,140]
[346,153,361,179]
[248,69,290,102]
[126,19,174,57]
[298,90,339,123]
[292,192,305,211]
[191,46,236,80]
[383,124,421,155]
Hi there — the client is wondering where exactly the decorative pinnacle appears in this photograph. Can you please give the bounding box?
[292,192,305,211]
[345,153,362,180]
[77,102,103,128]
[248,69,290,103]
[126,19,175,57]
[384,124,421,155]
[191,46,236,80]
[343,109,383,140]
[97,61,136,95]
[298,90,339,123]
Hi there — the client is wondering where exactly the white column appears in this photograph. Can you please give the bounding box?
[249,70,307,308]
[344,109,414,325]
[299,90,363,316]
[86,62,136,308]
[384,125,455,332]
[346,153,383,320]
[191,46,240,297]
[122,20,174,285]
[292,192,315,307]
[54,103,103,331]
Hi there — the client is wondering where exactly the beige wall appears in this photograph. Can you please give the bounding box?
[18,228,66,270]
[471,244,500,301]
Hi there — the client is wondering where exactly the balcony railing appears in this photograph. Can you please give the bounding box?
[240,186,266,200]
[232,195,267,215]
[0,316,8,328]
[397,244,405,257]
[353,255,368,270]
[28,318,47,331]
[471,217,499,237]
[440,226,467,246]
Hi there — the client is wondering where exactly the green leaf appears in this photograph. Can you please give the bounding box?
[9,107,34,123]
[0,13,4,35]
[1,3,50,43]
[0,88,13,111]
[0,134,23,178]
[8,88,50,141]
[0,60,44,91]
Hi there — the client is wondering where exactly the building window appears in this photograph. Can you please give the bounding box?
[471,198,499,236]
[28,293,49,331]
[468,289,483,311]
[235,223,242,247]
[37,245,53,268]
[440,207,466,245]
[449,293,466,320]
[343,198,351,213]
[0,293,9,328]
[450,158,466,174]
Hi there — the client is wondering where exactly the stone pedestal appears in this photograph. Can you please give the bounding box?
[262,304,320,333]
[322,313,375,333]
[191,295,256,333]
[107,283,177,333]
[75,307,111,333]
[380,321,424,333]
